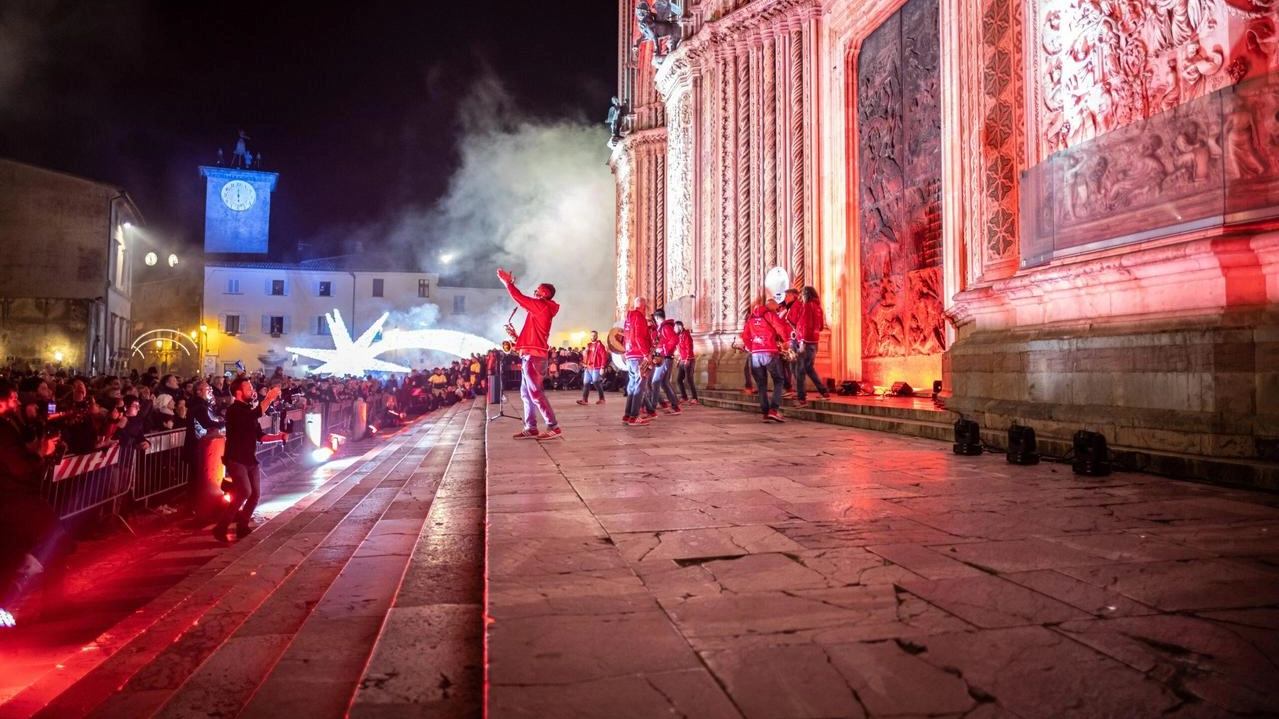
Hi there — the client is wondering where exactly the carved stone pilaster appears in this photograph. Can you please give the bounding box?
[664,80,696,307]
[610,128,668,314]
[611,148,634,320]
[738,41,755,319]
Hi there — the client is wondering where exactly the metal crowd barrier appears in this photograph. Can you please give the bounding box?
[40,445,129,521]
[131,428,190,504]
[39,394,392,524]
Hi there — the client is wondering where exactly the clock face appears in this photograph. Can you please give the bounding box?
[220,180,257,211]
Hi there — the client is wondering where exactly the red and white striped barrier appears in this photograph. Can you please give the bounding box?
[52,445,120,483]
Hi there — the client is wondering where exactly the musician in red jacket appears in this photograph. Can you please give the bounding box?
[622,296,655,425]
[674,320,699,404]
[649,309,682,414]
[577,330,608,405]
[794,285,831,405]
[497,268,562,440]
[740,298,792,422]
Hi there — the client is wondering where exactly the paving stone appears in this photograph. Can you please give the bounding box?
[485,398,1279,717]
[1055,614,1279,714]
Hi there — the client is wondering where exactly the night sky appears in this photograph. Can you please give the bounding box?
[0,1,618,259]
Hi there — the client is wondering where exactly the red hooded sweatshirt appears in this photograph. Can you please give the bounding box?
[794,299,826,343]
[740,306,791,356]
[623,308,653,360]
[676,329,694,360]
[584,339,608,369]
[656,319,679,357]
[503,281,559,358]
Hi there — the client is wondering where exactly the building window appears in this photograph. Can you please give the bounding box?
[270,279,286,296]
[317,315,331,335]
[318,281,332,297]
[224,314,241,335]
[418,278,430,298]
[372,278,384,297]
[269,316,285,335]
[225,279,241,294]
[453,295,466,314]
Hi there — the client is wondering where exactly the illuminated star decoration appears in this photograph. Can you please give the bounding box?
[286,310,411,375]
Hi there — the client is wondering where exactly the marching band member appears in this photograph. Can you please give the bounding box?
[577,330,608,405]
[650,309,682,414]
[674,320,699,404]
[741,298,792,422]
[497,268,562,440]
[794,285,831,405]
[622,297,654,426]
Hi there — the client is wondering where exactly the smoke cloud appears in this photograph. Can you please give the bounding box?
[334,74,617,349]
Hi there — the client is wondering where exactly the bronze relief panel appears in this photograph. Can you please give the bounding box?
[857,0,945,360]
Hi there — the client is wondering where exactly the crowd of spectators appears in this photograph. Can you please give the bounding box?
[0,365,403,463]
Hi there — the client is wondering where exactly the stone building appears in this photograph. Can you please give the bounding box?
[611,0,1279,483]
[0,158,145,374]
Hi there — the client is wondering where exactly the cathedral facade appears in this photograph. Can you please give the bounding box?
[611,0,1279,483]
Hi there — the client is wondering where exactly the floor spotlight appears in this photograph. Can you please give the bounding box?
[953,417,983,455]
[1006,424,1040,465]
[1072,430,1112,476]
[889,382,914,397]
[0,608,15,628]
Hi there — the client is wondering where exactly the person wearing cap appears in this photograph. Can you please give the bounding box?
[497,268,563,440]
[149,392,176,431]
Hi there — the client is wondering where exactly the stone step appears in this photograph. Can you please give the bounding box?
[1,435,406,719]
[230,406,477,719]
[699,390,955,441]
[346,401,486,718]
[10,404,470,719]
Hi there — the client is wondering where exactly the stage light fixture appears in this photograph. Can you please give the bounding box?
[932,380,942,396]
[953,417,983,455]
[890,381,913,397]
[1006,424,1040,465]
[1072,430,1112,476]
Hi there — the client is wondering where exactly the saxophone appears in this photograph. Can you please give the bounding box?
[779,335,798,363]
[638,350,657,377]
[503,307,518,345]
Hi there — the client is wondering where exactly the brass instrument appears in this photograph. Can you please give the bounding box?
[503,307,518,344]
[779,341,798,363]
[638,350,657,377]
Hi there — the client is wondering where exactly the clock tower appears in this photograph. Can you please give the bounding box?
[199,165,279,254]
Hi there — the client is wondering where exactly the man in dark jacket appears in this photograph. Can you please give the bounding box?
[0,379,63,612]
[213,377,280,542]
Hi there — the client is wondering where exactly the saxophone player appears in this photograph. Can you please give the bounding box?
[622,296,655,426]
[741,297,793,422]
[650,308,682,414]
[497,268,563,440]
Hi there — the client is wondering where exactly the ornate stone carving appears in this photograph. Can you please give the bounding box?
[1032,0,1278,160]
[981,0,1024,264]
[737,43,754,319]
[857,0,945,360]
[665,84,696,304]
[1022,72,1279,266]
[790,26,807,289]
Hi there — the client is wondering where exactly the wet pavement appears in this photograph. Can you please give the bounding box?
[485,396,1279,718]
